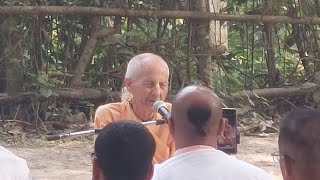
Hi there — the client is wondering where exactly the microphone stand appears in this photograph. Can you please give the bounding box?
[46,119,167,141]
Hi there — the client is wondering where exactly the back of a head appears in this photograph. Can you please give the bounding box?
[279,107,320,178]
[172,85,222,139]
[94,120,156,180]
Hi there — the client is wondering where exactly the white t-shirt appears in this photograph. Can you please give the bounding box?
[0,146,32,180]
[152,146,272,180]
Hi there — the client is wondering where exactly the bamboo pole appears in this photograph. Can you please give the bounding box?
[1,6,320,24]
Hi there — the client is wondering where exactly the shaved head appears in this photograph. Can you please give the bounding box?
[125,53,169,80]
[170,85,224,149]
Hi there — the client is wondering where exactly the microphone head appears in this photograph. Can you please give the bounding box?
[153,100,167,112]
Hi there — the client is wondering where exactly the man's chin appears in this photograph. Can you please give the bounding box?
[146,102,157,110]
[140,100,165,111]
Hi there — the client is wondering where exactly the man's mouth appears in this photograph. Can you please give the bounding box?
[149,100,160,105]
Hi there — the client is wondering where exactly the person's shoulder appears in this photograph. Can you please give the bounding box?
[0,146,27,164]
[224,154,272,179]
[0,146,31,178]
[152,152,182,172]
[96,101,127,113]
[0,146,21,161]
[152,161,176,180]
[152,164,161,180]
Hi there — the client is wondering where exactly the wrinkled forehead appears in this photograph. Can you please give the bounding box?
[143,59,168,70]
[136,55,167,69]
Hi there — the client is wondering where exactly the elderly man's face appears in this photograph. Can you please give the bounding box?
[126,61,169,112]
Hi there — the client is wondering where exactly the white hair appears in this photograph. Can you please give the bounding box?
[124,53,169,79]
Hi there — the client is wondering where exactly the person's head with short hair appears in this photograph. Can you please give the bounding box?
[92,120,156,180]
[169,85,225,149]
[278,107,320,180]
[123,53,170,120]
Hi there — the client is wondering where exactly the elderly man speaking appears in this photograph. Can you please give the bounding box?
[94,53,174,164]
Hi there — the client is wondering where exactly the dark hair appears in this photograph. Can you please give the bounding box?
[279,107,320,176]
[94,120,156,180]
[187,105,212,136]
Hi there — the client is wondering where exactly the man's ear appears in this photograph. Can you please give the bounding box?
[92,159,102,180]
[124,78,133,92]
[217,118,226,136]
[145,164,154,180]
[168,116,175,136]
[280,155,293,180]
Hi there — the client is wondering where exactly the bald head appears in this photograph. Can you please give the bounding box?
[170,86,223,147]
[125,53,169,80]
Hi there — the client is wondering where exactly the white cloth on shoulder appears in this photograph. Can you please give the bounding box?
[0,146,32,180]
[152,145,272,180]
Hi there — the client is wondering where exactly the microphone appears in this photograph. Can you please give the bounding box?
[46,103,171,141]
[46,119,167,141]
[153,100,171,121]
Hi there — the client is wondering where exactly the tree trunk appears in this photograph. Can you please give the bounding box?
[265,24,277,87]
[288,0,312,75]
[101,16,121,88]
[193,0,213,88]
[264,0,277,87]
[100,0,124,89]
[293,24,312,75]
[231,83,317,99]
[0,88,121,104]
[313,0,320,71]
[3,16,23,96]
[33,14,43,72]
[70,17,114,87]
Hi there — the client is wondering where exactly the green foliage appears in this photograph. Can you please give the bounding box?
[1,0,320,97]
[213,0,320,93]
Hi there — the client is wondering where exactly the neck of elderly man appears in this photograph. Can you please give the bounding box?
[124,54,170,121]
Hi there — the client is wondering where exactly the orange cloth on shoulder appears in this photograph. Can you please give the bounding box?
[94,101,175,164]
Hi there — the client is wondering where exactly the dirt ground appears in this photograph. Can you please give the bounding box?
[4,133,282,180]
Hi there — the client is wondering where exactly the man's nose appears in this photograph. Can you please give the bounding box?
[152,84,161,97]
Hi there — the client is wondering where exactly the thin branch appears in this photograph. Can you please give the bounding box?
[232,83,317,99]
[13,104,20,121]
[1,6,320,24]
[2,119,33,126]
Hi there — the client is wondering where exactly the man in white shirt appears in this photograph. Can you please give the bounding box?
[152,85,272,180]
[0,146,32,180]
